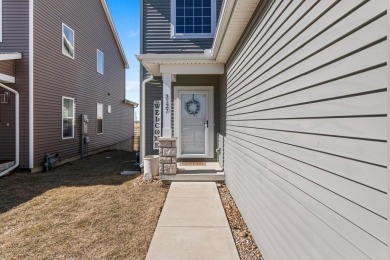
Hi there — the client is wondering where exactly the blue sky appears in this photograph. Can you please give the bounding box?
[106,0,141,120]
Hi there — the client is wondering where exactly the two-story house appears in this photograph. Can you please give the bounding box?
[0,0,137,175]
[138,0,390,259]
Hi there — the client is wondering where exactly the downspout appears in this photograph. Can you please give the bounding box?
[140,74,154,167]
[0,83,19,177]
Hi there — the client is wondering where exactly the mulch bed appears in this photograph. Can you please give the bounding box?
[218,184,263,260]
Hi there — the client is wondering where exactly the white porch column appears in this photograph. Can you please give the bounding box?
[162,73,173,137]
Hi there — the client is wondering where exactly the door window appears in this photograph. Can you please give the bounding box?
[180,93,207,154]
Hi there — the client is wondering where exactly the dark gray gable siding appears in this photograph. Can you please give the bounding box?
[142,0,223,156]
[143,0,223,53]
[0,0,30,168]
[144,75,219,158]
[33,0,132,167]
[220,0,388,259]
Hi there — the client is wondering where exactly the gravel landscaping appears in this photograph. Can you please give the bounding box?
[218,184,263,260]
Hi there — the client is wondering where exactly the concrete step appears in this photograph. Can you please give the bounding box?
[0,161,15,172]
[161,172,225,183]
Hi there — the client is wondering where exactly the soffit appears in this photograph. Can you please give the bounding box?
[213,0,262,63]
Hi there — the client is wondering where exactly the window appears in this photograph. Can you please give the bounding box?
[62,97,75,139]
[0,0,3,42]
[97,103,103,134]
[171,0,216,38]
[97,50,104,74]
[62,23,75,59]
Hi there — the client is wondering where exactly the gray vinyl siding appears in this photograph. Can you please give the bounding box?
[144,77,163,156]
[144,75,219,158]
[142,0,223,157]
[0,60,15,77]
[142,0,223,53]
[173,75,219,161]
[0,0,30,168]
[220,0,388,259]
[0,91,16,161]
[33,0,132,168]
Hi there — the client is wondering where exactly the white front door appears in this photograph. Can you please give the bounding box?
[175,86,214,158]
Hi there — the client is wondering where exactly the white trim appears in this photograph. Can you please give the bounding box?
[162,74,172,137]
[29,0,34,168]
[0,0,2,42]
[160,64,224,75]
[174,86,214,159]
[170,0,217,39]
[100,0,129,68]
[0,72,15,83]
[0,83,19,177]
[97,49,104,74]
[124,99,139,107]
[62,96,75,139]
[140,75,154,166]
[107,105,111,114]
[0,53,22,60]
[96,102,104,135]
[62,23,75,59]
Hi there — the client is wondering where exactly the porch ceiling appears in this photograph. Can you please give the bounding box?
[137,54,224,76]
[0,53,22,84]
[0,52,22,61]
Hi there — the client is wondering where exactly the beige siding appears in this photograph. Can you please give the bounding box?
[33,0,132,167]
[221,0,388,259]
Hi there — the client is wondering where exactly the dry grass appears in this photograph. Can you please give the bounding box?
[0,151,168,260]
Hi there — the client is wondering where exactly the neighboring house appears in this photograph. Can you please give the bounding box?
[0,0,136,175]
[138,0,390,259]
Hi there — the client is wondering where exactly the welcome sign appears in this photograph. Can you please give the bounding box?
[153,100,161,150]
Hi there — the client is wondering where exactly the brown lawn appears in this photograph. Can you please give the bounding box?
[0,151,168,260]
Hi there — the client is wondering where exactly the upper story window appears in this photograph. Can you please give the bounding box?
[97,50,104,74]
[0,0,3,42]
[62,97,75,139]
[171,0,216,38]
[62,23,75,59]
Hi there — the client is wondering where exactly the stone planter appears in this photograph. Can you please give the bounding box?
[158,137,177,175]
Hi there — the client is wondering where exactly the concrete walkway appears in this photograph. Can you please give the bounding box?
[146,182,239,260]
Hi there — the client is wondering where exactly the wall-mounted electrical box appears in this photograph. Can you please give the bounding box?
[0,92,9,104]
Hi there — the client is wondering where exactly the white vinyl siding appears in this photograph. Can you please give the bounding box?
[62,23,74,59]
[62,97,75,139]
[97,103,103,134]
[97,49,104,74]
[222,0,388,259]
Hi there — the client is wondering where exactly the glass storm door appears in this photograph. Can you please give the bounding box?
[181,92,207,155]
[175,86,214,158]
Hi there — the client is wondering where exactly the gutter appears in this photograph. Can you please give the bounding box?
[140,75,154,167]
[124,99,139,108]
[0,83,19,177]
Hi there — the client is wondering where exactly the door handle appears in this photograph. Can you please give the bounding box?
[205,120,208,128]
